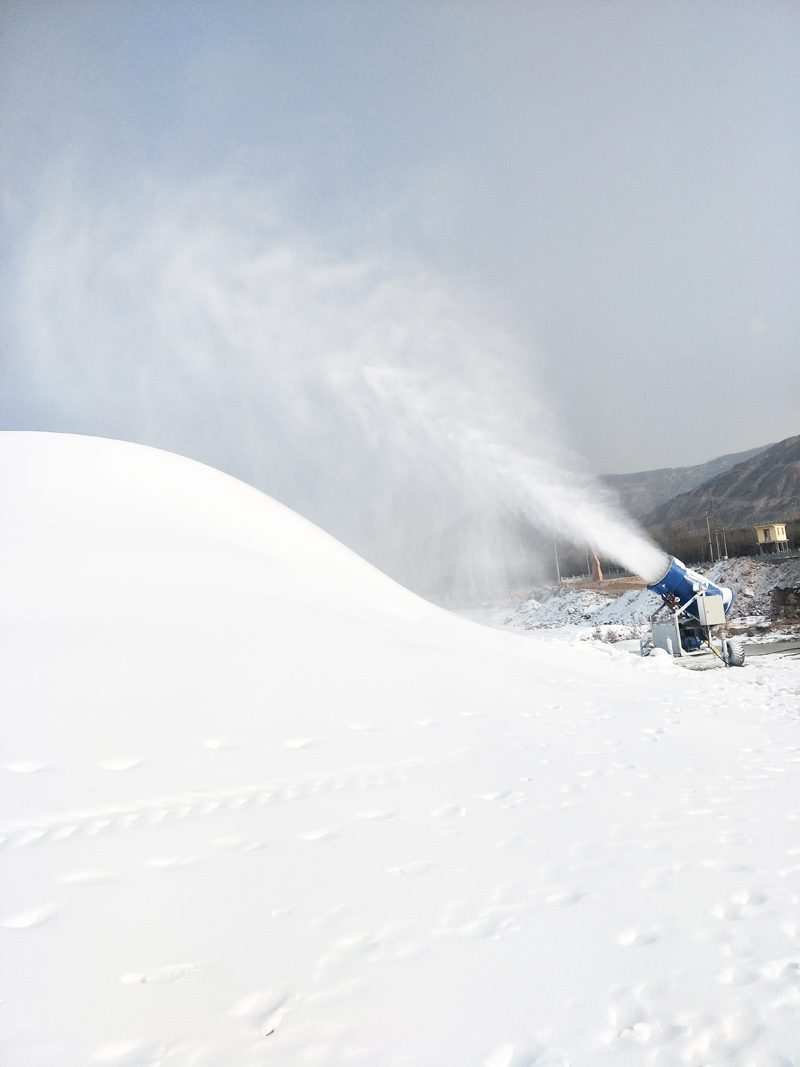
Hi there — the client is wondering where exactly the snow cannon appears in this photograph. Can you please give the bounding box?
[642,556,744,667]
[647,556,733,620]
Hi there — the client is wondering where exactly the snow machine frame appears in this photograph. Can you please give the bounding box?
[640,556,745,668]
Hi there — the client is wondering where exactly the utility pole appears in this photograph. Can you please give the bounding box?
[706,512,714,563]
[554,536,561,584]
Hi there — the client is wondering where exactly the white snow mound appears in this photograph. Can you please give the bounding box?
[2,432,800,1067]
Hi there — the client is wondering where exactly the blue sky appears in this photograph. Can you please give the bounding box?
[1,2,798,528]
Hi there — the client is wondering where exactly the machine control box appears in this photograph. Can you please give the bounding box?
[695,593,726,627]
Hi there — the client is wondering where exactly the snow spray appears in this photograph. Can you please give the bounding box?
[12,177,667,593]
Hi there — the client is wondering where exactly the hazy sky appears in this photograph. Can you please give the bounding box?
[1,1,798,579]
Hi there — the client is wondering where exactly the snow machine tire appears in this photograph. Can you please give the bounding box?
[725,638,746,667]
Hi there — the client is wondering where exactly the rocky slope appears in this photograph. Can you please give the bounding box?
[640,434,800,532]
[601,444,770,517]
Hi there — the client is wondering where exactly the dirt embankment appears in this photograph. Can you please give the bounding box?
[562,576,647,596]
[771,586,800,622]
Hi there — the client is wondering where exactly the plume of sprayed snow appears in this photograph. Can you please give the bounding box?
[10,174,667,595]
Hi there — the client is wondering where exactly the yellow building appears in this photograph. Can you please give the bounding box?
[755,522,789,555]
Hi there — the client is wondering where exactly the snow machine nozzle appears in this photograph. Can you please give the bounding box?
[647,555,733,621]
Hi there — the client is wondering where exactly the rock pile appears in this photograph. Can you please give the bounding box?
[506,556,800,635]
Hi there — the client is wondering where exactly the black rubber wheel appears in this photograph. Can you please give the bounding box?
[725,638,746,667]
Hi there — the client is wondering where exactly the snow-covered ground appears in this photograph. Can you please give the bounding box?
[3,432,800,1067]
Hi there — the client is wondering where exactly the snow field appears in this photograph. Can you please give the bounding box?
[2,433,800,1066]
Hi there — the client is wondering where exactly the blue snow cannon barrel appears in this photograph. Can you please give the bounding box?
[647,555,733,621]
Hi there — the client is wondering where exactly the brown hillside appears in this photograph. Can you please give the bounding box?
[601,444,770,517]
[641,434,800,532]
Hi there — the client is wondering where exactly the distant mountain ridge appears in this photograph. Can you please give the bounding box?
[639,434,800,533]
[601,444,771,518]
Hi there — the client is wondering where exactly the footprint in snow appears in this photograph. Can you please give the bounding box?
[719,830,753,846]
[231,989,291,1036]
[717,963,759,985]
[711,890,769,920]
[121,962,202,985]
[87,819,116,835]
[143,856,199,869]
[98,758,141,771]
[385,861,431,876]
[211,836,265,851]
[301,828,339,842]
[617,924,667,947]
[12,829,49,846]
[213,836,243,848]
[60,870,118,887]
[543,886,589,908]
[4,761,49,773]
[606,995,649,1030]
[90,1040,167,1064]
[454,913,519,940]
[559,781,586,795]
[430,804,466,819]
[284,738,315,749]
[3,905,58,929]
[202,738,239,750]
[484,1042,544,1066]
